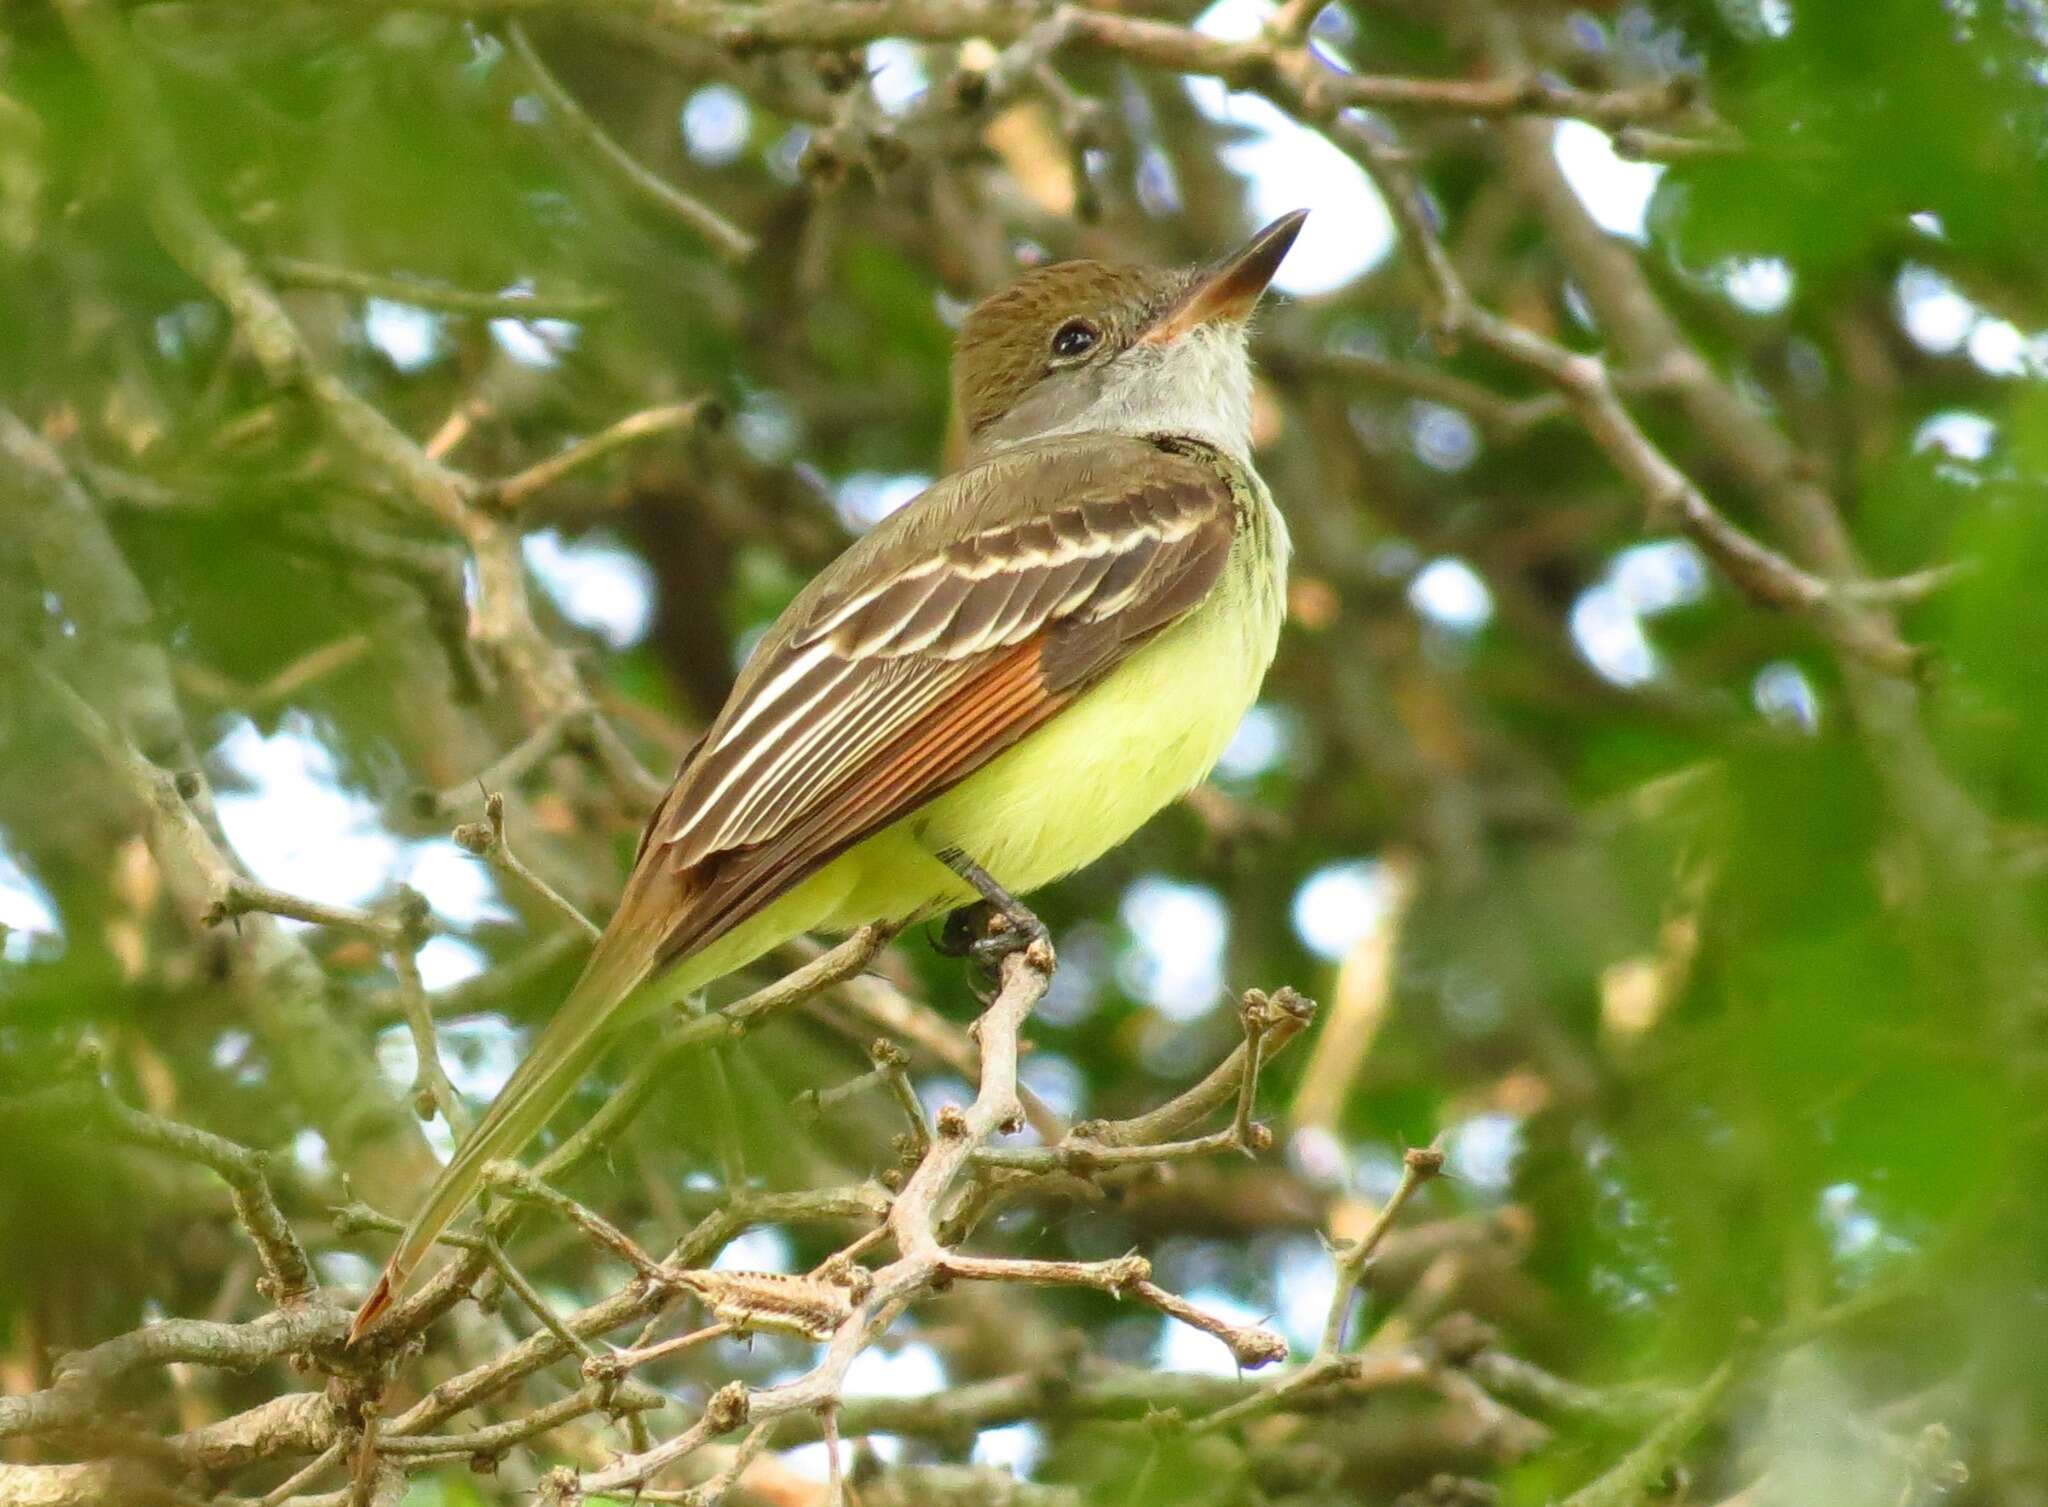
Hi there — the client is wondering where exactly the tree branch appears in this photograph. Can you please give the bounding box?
[35,669,439,1210]
[0,1306,350,1441]
[451,789,602,941]
[266,256,614,319]
[506,21,757,263]
[0,1077,315,1308]
[479,400,721,513]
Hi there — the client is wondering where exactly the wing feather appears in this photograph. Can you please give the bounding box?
[720,661,952,844]
[947,570,1037,656]
[1012,555,1095,625]
[643,435,1245,964]
[894,572,977,652]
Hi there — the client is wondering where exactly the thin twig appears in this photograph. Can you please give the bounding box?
[0,1077,316,1307]
[374,1378,664,1456]
[507,20,755,262]
[390,889,472,1136]
[259,1439,346,1507]
[1128,1282,1289,1369]
[1107,986,1319,1146]
[795,1038,931,1157]
[821,1407,846,1507]
[452,789,602,941]
[578,1384,751,1497]
[415,715,577,822]
[1187,1347,1435,1437]
[483,1160,665,1280]
[331,1202,487,1254]
[603,1321,733,1374]
[1187,1145,1446,1438]
[1612,125,1746,162]
[266,256,613,318]
[1322,1146,1446,1355]
[480,400,718,512]
[203,879,403,947]
[679,1418,780,1506]
[482,1235,600,1362]
[174,634,375,710]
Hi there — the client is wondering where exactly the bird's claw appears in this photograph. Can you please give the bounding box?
[967,906,1050,977]
[936,899,1047,989]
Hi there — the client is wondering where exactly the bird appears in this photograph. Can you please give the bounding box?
[350,209,1308,1343]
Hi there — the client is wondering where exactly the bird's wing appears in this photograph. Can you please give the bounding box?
[628,433,1243,960]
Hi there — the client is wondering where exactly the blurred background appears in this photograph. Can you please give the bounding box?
[2,0,2046,1503]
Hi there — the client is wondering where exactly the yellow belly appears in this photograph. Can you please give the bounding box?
[835,531,1284,921]
[654,524,1286,1003]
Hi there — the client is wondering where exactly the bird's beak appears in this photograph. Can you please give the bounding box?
[1141,209,1309,346]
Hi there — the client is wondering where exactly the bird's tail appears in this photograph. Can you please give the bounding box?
[347,937,658,1344]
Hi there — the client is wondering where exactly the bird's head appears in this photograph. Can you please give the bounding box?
[951,210,1307,464]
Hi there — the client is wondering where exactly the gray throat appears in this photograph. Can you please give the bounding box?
[968,323,1258,467]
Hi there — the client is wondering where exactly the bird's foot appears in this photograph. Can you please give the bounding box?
[965,903,1050,977]
[932,847,1053,986]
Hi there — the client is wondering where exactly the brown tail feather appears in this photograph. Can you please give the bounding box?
[347,925,663,1345]
[348,1274,394,1345]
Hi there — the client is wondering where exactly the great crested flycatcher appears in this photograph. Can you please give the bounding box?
[352,210,1307,1340]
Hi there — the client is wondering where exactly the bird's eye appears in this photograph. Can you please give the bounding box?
[1049,319,1100,361]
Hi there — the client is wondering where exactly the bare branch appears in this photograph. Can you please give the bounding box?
[796,1038,931,1158]
[0,1394,338,1506]
[1127,1281,1290,1370]
[389,891,472,1136]
[482,1234,603,1362]
[1087,985,1318,1151]
[1181,1145,1445,1439]
[202,879,404,947]
[1453,1336,1680,1432]
[1611,125,1747,162]
[481,400,720,513]
[798,1350,1438,1449]
[373,1377,663,1458]
[414,715,579,822]
[483,1160,666,1280]
[266,256,614,319]
[0,1078,315,1307]
[506,21,756,262]
[0,1306,350,1441]
[452,789,602,941]
[35,669,439,1210]
[1322,1145,1447,1355]
[175,635,376,711]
